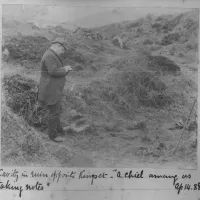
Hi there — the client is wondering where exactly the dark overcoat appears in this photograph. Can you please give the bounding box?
[38,48,67,105]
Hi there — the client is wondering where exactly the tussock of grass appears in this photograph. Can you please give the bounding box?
[148,55,180,74]
[4,35,50,63]
[3,74,48,130]
[81,69,172,118]
[161,33,180,45]
[1,105,51,166]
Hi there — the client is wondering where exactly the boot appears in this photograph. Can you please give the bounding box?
[51,136,64,143]
[48,116,64,142]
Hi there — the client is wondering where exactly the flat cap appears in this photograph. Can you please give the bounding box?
[51,38,68,50]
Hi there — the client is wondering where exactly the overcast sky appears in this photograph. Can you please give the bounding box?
[3,5,191,24]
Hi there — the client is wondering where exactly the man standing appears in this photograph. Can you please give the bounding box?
[38,38,73,142]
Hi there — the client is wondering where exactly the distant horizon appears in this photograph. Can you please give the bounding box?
[3,5,192,28]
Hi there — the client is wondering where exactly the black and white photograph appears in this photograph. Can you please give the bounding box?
[1,5,198,169]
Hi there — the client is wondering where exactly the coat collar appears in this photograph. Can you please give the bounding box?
[48,48,64,66]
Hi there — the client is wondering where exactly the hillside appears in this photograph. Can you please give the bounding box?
[1,9,198,168]
[95,9,198,43]
[69,8,143,28]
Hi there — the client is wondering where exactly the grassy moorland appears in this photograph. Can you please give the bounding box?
[1,10,198,168]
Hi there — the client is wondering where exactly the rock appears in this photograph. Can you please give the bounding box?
[73,27,81,34]
[31,24,40,30]
[190,131,197,146]
[22,60,28,65]
[74,124,90,133]
[174,119,197,131]
[74,27,103,40]
[69,114,84,121]
[70,109,77,114]
[132,120,147,130]
[175,119,184,129]
[76,118,87,126]
[188,120,197,131]
[112,36,125,49]
[64,122,90,133]
[30,86,38,93]
[2,48,9,58]
[150,79,166,92]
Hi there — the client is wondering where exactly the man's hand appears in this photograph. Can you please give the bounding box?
[64,65,73,72]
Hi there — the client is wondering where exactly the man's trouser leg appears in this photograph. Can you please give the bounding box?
[56,101,65,134]
[47,100,62,140]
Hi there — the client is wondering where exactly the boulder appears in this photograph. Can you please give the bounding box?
[2,48,9,58]
[112,36,125,49]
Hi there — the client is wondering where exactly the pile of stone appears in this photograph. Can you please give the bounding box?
[73,27,103,40]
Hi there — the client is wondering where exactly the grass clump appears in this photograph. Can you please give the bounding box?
[3,74,48,130]
[148,55,180,74]
[4,35,50,63]
[161,33,181,45]
[143,39,154,45]
[82,70,172,119]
